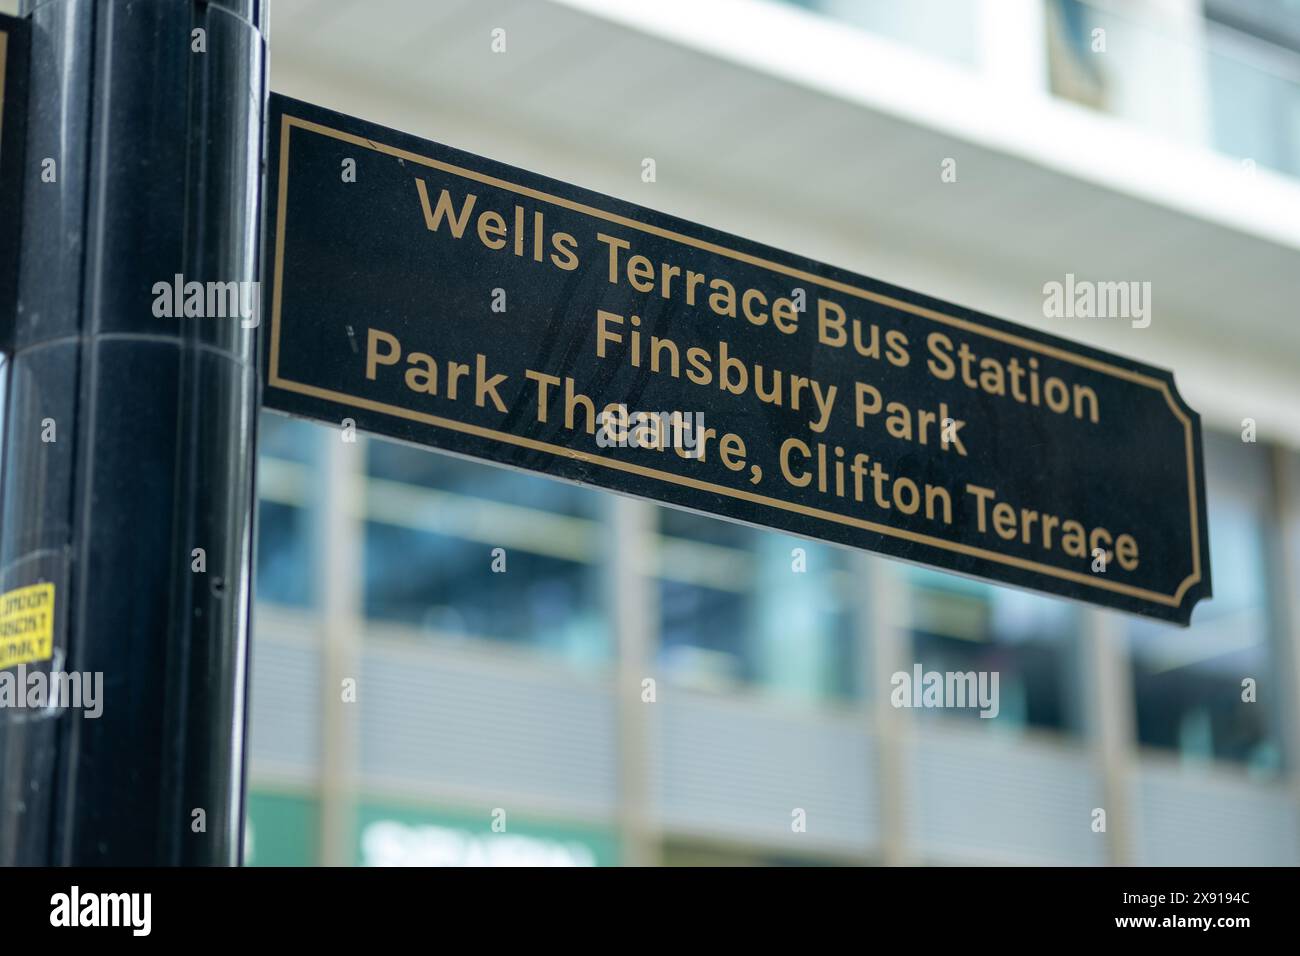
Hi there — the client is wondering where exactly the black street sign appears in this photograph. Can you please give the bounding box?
[0,14,28,349]
[261,94,1212,625]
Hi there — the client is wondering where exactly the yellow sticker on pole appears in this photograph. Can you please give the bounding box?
[0,582,56,669]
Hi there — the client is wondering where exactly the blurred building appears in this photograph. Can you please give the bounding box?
[241,0,1300,865]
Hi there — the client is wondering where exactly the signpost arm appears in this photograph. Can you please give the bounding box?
[0,0,265,865]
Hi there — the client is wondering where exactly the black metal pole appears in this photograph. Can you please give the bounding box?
[0,0,264,865]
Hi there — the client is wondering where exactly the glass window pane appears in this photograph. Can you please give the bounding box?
[255,412,323,608]
[905,567,1085,733]
[654,507,860,702]
[368,437,594,518]
[361,437,612,668]
[783,0,982,69]
[1127,431,1283,773]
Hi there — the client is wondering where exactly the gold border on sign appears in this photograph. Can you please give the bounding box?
[268,113,1203,609]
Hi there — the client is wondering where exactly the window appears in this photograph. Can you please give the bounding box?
[255,413,322,608]
[1127,431,1284,772]
[905,567,1085,733]
[783,0,981,69]
[1205,1,1300,178]
[1049,0,1300,177]
[654,506,860,703]
[361,436,613,667]
[1046,0,1107,108]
